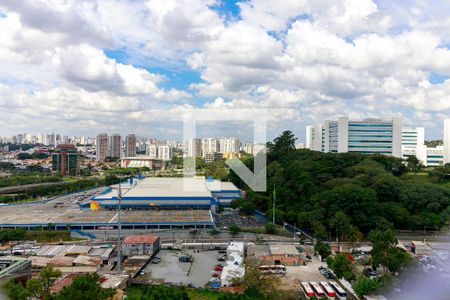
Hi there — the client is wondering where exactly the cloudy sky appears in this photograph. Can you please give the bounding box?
[1,0,450,142]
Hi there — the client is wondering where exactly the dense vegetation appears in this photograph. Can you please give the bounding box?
[0,229,73,244]
[3,269,114,300]
[0,175,121,204]
[0,174,62,188]
[230,131,450,236]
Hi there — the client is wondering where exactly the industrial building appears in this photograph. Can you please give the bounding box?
[0,177,240,232]
[92,177,241,209]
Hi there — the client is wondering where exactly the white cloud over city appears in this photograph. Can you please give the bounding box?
[0,0,449,140]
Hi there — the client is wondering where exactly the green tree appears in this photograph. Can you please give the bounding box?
[406,155,425,173]
[264,222,277,234]
[4,280,28,300]
[327,253,354,281]
[368,227,397,273]
[330,211,351,252]
[17,153,33,160]
[126,284,189,300]
[314,240,331,259]
[53,273,115,300]
[352,276,382,298]
[233,260,281,299]
[189,229,199,239]
[229,225,241,237]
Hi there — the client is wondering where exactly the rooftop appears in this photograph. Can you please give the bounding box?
[123,234,159,245]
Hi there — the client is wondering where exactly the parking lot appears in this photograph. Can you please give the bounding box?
[139,249,220,288]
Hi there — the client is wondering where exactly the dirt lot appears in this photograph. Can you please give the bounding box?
[280,261,330,291]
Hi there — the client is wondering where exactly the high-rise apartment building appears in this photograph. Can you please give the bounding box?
[96,133,108,161]
[52,144,79,176]
[157,145,172,160]
[219,137,240,153]
[306,117,403,157]
[201,138,219,157]
[147,144,158,159]
[109,134,122,158]
[125,134,137,157]
[187,138,202,157]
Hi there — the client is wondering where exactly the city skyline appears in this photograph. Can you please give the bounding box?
[0,1,450,140]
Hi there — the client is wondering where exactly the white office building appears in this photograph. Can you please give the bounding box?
[402,127,427,162]
[445,119,450,164]
[306,117,403,157]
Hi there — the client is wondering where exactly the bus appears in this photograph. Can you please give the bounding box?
[259,265,287,274]
[300,282,315,298]
[320,281,337,298]
[329,281,347,299]
[310,281,325,298]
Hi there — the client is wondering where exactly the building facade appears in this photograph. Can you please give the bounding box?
[52,144,79,176]
[157,145,171,160]
[96,133,108,161]
[146,144,158,159]
[219,137,240,153]
[125,134,137,157]
[186,138,202,157]
[121,235,160,257]
[201,138,219,157]
[306,117,403,157]
[108,134,121,158]
[402,127,426,162]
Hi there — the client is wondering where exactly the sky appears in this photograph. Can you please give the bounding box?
[1,0,450,142]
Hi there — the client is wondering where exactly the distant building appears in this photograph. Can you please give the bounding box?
[52,144,79,176]
[187,138,202,157]
[146,144,158,159]
[96,133,108,161]
[219,137,240,153]
[201,138,219,157]
[122,235,160,257]
[157,145,171,160]
[120,157,166,170]
[306,117,403,157]
[125,134,137,157]
[402,127,426,162]
[445,119,450,164]
[109,134,121,158]
[205,152,223,163]
[252,143,266,155]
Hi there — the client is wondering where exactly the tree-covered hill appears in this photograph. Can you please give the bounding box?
[230,131,450,236]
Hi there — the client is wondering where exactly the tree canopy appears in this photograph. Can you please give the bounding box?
[229,132,450,235]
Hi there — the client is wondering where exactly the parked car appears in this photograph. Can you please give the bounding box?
[306,255,312,260]
[217,255,227,261]
[179,256,193,262]
[151,257,161,264]
[218,250,227,254]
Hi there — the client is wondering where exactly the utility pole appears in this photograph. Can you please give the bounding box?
[272,184,276,224]
[116,182,122,274]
